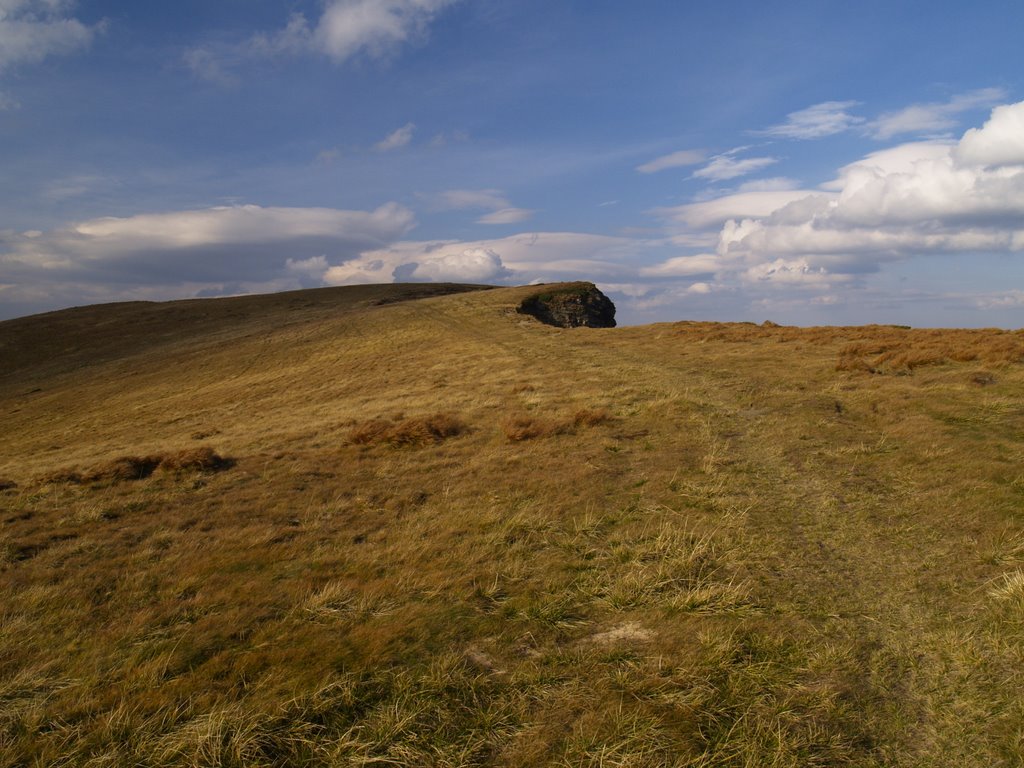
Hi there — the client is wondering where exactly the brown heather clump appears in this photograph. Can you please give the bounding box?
[83,455,163,483]
[500,414,569,442]
[501,408,613,441]
[349,412,467,447]
[35,448,232,486]
[572,407,613,427]
[834,327,1024,373]
[157,446,232,473]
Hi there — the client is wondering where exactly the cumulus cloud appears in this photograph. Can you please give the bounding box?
[630,99,1024,316]
[636,149,706,174]
[868,88,1006,139]
[955,101,1024,167]
[0,0,98,70]
[693,152,778,182]
[374,122,415,151]
[392,247,512,282]
[322,232,648,287]
[758,101,864,139]
[715,100,1024,273]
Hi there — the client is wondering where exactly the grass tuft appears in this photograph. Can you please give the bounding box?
[348,412,467,447]
[502,408,613,441]
[500,414,570,442]
[34,448,233,486]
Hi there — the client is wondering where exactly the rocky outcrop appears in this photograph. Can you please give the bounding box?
[517,284,616,328]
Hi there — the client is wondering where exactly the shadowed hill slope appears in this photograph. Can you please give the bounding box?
[2,283,1024,766]
[0,282,495,382]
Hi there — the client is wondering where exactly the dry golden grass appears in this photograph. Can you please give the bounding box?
[2,283,1024,766]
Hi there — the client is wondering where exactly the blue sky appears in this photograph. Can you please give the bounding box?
[2,1,1024,326]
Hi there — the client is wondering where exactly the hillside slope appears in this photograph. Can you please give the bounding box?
[2,283,1024,766]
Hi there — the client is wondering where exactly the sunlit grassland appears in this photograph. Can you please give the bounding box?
[2,283,1024,765]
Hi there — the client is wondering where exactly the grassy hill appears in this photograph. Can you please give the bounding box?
[2,282,1024,766]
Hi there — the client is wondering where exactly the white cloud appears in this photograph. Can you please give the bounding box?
[42,173,110,201]
[322,232,649,287]
[714,101,1024,272]
[183,46,239,87]
[868,87,1006,139]
[693,153,778,182]
[955,101,1024,168]
[736,177,802,193]
[316,148,342,165]
[820,141,953,191]
[657,189,824,230]
[0,0,98,70]
[285,255,329,276]
[1,203,416,299]
[249,12,312,56]
[741,258,838,287]
[246,0,458,64]
[638,253,719,277]
[0,89,18,109]
[186,1,460,84]
[435,189,535,225]
[392,247,512,282]
[313,0,458,62]
[976,290,1024,309]
[374,122,415,151]
[636,149,706,174]
[437,189,510,210]
[759,101,864,139]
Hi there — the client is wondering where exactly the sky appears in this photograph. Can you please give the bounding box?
[2,1,1024,326]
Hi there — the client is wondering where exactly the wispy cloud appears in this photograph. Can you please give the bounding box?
[868,87,1007,139]
[315,148,342,166]
[374,122,415,151]
[435,188,534,225]
[636,149,706,174]
[477,208,534,225]
[183,46,239,87]
[437,189,509,210]
[758,100,864,139]
[186,0,461,84]
[0,0,100,70]
[693,151,778,182]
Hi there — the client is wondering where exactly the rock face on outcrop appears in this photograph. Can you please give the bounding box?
[517,284,616,328]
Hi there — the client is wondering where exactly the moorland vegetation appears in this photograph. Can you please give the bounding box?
[2,282,1024,766]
